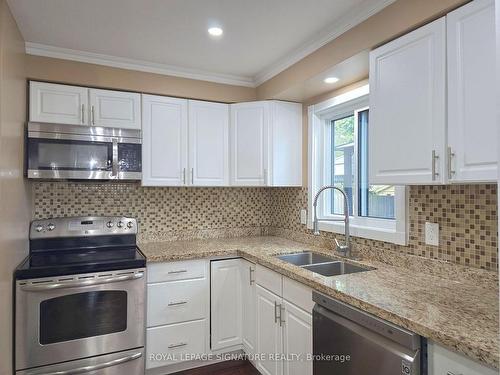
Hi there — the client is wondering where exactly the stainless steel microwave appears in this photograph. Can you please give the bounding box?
[26,122,142,180]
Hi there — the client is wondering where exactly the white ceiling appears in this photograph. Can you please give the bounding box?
[8,0,394,87]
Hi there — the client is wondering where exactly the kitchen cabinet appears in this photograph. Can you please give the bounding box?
[255,265,313,375]
[142,94,188,186]
[241,260,257,356]
[29,81,141,129]
[369,0,497,185]
[210,259,243,350]
[30,81,89,125]
[428,341,497,375]
[188,100,230,186]
[146,260,209,370]
[89,88,141,129]
[369,18,446,185]
[447,0,497,182]
[230,101,302,187]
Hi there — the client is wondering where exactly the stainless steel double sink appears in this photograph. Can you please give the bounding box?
[275,251,371,277]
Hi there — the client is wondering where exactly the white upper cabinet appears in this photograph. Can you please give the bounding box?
[89,89,141,129]
[230,100,302,187]
[447,0,497,182]
[30,81,89,125]
[188,100,229,186]
[142,94,188,186]
[230,101,269,186]
[369,18,446,185]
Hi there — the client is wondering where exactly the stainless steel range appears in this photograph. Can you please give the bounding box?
[14,216,146,375]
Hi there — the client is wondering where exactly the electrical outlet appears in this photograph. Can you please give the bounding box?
[300,209,307,225]
[425,222,439,246]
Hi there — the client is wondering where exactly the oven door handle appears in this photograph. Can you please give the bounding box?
[24,351,142,375]
[20,272,144,291]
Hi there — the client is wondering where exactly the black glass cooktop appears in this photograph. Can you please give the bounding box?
[15,245,146,280]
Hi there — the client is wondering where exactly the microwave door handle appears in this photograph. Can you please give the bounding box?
[20,272,144,292]
[111,138,118,177]
[24,351,142,375]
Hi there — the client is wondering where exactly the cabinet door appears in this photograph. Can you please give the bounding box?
[230,102,269,186]
[188,100,229,186]
[447,0,497,182]
[241,260,257,356]
[29,81,88,125]
[210,259,242,350]
[282,301,312,375]
[269,101,302,187]
[256,285,283,375]
[428,341,497,375]
[89,89,141,129]
[142,95,188,186]
[369,18,446,184]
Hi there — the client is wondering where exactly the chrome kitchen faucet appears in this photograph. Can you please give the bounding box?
[312,186,351,258]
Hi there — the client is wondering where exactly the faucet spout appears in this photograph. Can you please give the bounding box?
[312,185,351,257]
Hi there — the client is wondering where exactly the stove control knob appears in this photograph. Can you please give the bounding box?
[106,221,114,228]
[127,221,133,229]
[117,221,124,228]
[47,223,55,231]
[35,225,44,232]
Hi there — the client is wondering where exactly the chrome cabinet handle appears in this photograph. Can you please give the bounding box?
[279,305,285,326]
[264,168,268,186]
[111,138,118,177]
[168,301,188,306]
[25,351,142,375]
[191,168,194,184]
[20,272,144,291]
[91,105,95,125]
[432,150,439,181]
[182,168,186,185]
[168,269,187,274]
[446,372,462,375]
[274,301,279,323]
[249,266,255,285]
[168,342,188,349]
[447,146,455,180]
[81,104,85,124]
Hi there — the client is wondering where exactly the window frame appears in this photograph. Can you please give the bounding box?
[308,84,408,245]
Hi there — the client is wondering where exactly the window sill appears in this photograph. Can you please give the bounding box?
[306,220,407,246]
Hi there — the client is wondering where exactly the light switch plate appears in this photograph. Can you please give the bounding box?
[300,209,307,225]
[425,222,439,246]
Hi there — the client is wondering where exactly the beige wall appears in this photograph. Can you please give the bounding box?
[0,1,30,374]
[26,55,257,103]
[256,0,469,100]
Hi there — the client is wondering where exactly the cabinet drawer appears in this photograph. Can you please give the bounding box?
[283,277,313,313]
[255,264,282,296]
[146,320,207,368]
[147,278,208,327]
[147,260,207,283]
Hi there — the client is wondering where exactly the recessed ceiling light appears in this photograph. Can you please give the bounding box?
[324,77,339,84]
[208,27,223,37]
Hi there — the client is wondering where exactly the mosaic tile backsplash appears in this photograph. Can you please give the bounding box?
[32,182,497,271]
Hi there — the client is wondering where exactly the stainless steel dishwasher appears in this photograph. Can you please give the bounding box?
[313,291,423,375]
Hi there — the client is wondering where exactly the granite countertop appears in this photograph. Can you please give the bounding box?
[139,236,499,369]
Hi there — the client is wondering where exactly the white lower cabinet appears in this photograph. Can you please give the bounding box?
[146,260,209,371]
[210,259,243,350]
[241,260,257,356]
[428,341,497,375]
[255,265,313,375]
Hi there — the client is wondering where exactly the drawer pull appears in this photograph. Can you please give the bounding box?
[168,301,188,306]
[168,270,188,274]
[168,342,188,349]
[446,372,462,375]
[249,266,255,285]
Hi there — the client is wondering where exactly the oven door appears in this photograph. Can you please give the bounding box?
[15,269,146,371]
[27,123,141,180]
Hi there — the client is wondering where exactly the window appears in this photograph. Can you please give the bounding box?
[308,85,407,245]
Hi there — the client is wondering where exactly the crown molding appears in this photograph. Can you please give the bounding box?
[25,42,256,88]
[253,0,396,86]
